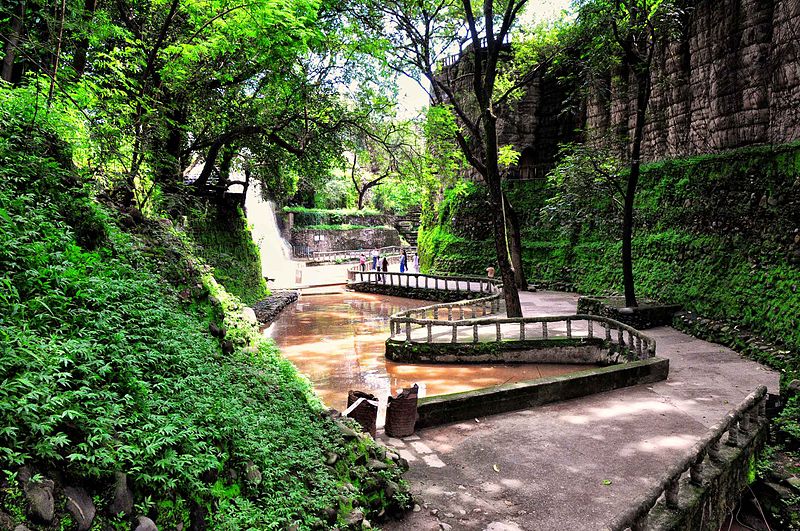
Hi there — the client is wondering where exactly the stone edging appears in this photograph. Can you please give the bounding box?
[415,358,669,429]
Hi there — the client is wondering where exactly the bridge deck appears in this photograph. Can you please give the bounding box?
[381,291,779,531]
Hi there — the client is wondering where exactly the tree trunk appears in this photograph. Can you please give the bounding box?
[72,0,96,78]
[357,189,366,209]
[503,193,527,290]
[490,191,522,316]
[483,110,522,317]
[622,70,651,308]
[194,140,223,191]
[1,0,26,83]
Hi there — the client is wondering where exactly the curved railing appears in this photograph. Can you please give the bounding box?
[388,313,657,361]
[348,269,501,296]
[311,245,416,263]
[606,385,768,531]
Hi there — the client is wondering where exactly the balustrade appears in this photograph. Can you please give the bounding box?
[605,386,768,531]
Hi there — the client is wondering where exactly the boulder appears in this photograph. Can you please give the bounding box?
[108,472,134,516]
[244,461,262,485]
[64,486,96,531]
[23,477,54,524]
[345,508,364,527]
[242,307,258,326]
[135,515,158,531]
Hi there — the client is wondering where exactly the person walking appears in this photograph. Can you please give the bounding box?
[399,249,407,273]
[371,248,379,270]
[412,253,419,273]
[359,253,366,271]
[382,256,389,277]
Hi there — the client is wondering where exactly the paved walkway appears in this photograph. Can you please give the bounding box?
[381,291,779,531]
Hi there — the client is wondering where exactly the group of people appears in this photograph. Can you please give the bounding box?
[358,248,419,274]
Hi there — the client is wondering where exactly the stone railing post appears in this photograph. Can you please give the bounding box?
[405,322,411,342]
[452,325,458,343]
[496,322,501,341]
[542,322,548,339]
[690,450,706,485]
[566,319,572,338]
[427,323,432,343]
[473,324,479,343]
[520,322,525,340]
[665,477,680,509]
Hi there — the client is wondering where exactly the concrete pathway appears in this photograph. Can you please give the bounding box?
[381,291,779,531]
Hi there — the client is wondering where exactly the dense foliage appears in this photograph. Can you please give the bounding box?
[189,202,269,304]
[420,144,800,379]
[0,102,409,528]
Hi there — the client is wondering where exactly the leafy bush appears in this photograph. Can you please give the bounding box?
[0,104,408,528]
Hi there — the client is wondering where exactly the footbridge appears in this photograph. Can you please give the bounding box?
[346,269,779,531]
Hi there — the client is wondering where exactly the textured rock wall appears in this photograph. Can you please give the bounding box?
[585,0,800,161]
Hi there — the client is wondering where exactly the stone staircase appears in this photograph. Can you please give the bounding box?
[393,208,421,246]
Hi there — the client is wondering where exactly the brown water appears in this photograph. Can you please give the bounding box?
[265,292,587,415]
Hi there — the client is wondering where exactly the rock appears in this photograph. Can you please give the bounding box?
[413,504,421,512]
[366,459,389,471]
[322,507,338,525]
[787,379,800,398]
[325,452,338,466]
[336,423,359,439]
[242,307,258,326]
[64,486,96,531]
[244,461,262,485]
[443,512,455,518]
[785,476,800,493]
[208,296,220,307]
[135,515,158,531]
[108,472,134,516]
[221,340,234,355]
[209,322,225,338]
[439,523,453,531]
[13,525,31,531]
[24,477,55,524]
[345,508,364,526]
[383,479,399,499]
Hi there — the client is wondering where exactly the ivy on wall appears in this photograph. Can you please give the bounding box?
[419,143,800,373]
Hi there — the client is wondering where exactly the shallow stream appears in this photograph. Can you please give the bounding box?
[265,292,585,419]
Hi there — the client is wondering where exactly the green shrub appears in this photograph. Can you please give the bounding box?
[0,108,408,529]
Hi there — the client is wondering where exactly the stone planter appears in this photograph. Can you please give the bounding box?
[577,296,681,329]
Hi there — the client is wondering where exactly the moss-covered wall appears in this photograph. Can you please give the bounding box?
[419,144,800,358]
[189,201,269,304]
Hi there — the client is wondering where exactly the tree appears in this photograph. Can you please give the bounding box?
[367,0,557,316]
[570,0,681,308]
[345,118,423,209]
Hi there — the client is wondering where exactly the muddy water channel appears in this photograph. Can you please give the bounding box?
[266,292,585,417]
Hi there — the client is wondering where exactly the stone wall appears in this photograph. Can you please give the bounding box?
[584,0,800,161]
[290,228,401,256]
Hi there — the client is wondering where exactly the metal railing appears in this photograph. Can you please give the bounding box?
[388,313,657,360]
[606,385,769,531]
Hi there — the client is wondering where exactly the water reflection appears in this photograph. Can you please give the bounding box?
[266,292,586,417]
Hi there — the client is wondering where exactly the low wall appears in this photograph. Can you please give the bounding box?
[416,357,669,428]
[644,423,769,531]
[350,282,487,303]
[577,297,682,330]
[386,337,610,364]
[290,228,401,256]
